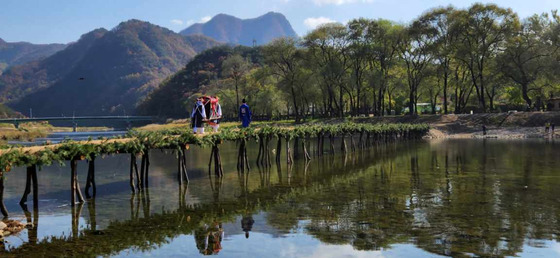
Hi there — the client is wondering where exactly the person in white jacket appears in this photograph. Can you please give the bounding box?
[191,97,206,134]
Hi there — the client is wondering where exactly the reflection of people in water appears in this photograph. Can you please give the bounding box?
[241,215,255,239]
[194,221,224,255]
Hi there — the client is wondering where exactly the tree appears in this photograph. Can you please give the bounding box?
[347,19,370,116]
[418,7,459,114]
[499,13,558,109]
[364,20,402,116]
[304,23,351,117]
[398,19,437,115]
[454,4,518,112]
[263,38,311,122]
[222,54,251,108]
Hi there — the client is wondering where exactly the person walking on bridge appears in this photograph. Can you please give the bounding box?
[191,97,206,134]
[209,96,222,132]
[239,99,252,128]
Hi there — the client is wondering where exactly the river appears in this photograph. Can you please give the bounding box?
[8,131,127,146]
[1,138,559,257]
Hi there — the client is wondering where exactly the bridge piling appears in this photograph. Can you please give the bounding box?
[0,172,8,217]
[20,165,38,205]
[70,159,85,205]
[129,154,136,193]
[181,147,189,183]
[143,153,150,188]
[85,156,96,198]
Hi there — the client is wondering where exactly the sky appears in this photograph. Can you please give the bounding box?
[0,0,558,44]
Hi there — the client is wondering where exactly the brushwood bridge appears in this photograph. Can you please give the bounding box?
[0,123,429,218]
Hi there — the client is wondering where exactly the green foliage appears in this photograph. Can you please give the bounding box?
[137,45,263,117]
[142,4,560,119]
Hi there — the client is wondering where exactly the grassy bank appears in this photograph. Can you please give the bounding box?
[0,122,112,145]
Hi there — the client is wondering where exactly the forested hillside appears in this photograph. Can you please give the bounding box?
[0,38,65,74]
[137,45,262,118]
[0,103,20,118]
[0,20,220,116]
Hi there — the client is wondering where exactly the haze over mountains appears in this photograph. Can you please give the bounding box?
[180,12,298,46]
[0,38,65,75]
[0,12,298,117]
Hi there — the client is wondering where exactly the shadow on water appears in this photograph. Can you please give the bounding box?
[0,139,559,257]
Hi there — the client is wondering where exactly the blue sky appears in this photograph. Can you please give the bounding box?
[0,0,558,44]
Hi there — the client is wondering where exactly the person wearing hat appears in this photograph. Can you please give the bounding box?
[191,97,207,134]
[209,96,222,132]
[239,99,252,128]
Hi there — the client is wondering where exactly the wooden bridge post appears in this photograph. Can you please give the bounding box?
[129,154,136,193]
[140,153,146,188]
[32,165,38,208]
[0,171,8,217]
[20,165,38,206]
[70,159,76,205]
[276,136,282,164]
[286,138,293,165]
[177,147,189,185]
[134,155,141,191]
[85,155,96,198]
[70,158,84,206]
[177,150,183,185]
[181,147,189,183]
[144,152,150,188]
[20,165,34,205]
[209,142,224,177]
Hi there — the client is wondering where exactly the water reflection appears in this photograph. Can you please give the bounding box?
[0,139,558,257]
[194,221,224,255]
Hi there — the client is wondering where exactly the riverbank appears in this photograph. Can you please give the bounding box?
[428,126,558,139]
[0,122,113,145]
[420,112,560,139]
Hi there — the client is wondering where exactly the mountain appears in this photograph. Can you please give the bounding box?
[0,20,221,116]
[0,103,21,118]
[0,28,108,104]
[180,12,298,46]
[0,38,65,74]
[137,45,262,118]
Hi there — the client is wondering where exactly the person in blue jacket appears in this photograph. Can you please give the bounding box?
[239,99,252,128]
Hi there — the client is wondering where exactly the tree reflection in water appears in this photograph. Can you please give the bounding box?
[2,139,559,257]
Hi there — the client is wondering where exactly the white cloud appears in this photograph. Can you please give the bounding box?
[305,244,385,258]
[304,17,338,29]
[183,16,212,27]
[312,0,373,6]
[200,16,212,23]
[170,19,183,25]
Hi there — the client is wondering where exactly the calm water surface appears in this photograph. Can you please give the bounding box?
[1,139,559,257]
